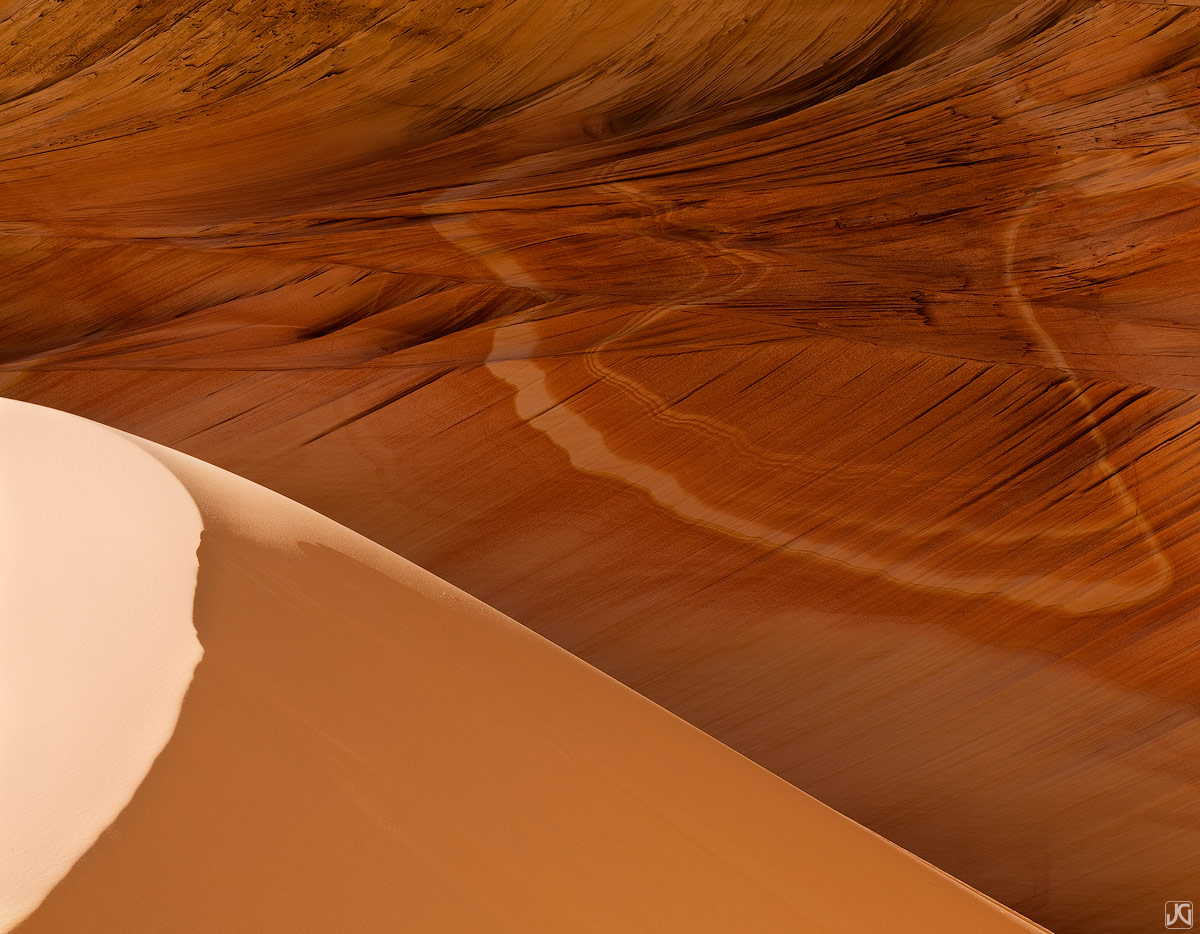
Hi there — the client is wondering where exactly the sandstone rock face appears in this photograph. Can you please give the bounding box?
[4,2,1200,931]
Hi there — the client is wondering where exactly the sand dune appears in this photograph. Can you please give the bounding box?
[3,2,1200,931]
[3,399,1046,933]
[0,401,202,929]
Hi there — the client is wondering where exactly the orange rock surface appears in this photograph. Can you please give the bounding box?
[4,2,1200,931]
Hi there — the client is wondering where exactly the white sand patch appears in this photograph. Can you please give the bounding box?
[0,400,203,931]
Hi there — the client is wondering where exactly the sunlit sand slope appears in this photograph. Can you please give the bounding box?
[0,401,202,930]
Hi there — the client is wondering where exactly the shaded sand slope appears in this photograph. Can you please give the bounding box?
[8,400,1047,934]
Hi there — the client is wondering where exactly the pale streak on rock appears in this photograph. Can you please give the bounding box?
[429,170,1171,613]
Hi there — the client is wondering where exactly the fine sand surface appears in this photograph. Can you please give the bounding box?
[6,400,1047,933]
[0,400,203,930]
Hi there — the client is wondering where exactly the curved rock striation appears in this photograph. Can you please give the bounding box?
[3,2,1200,931]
